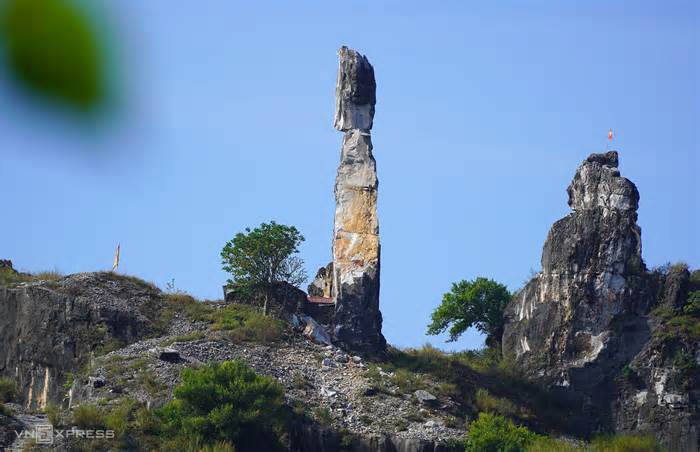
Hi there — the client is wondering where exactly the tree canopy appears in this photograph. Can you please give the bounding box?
[427,277,511,346]
[221,221,307,313]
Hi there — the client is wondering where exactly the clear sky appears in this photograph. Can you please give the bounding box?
[1,1,698,351]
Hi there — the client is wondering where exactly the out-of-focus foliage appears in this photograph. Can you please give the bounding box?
[0,0,105,109]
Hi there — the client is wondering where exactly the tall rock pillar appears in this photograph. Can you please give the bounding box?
[331,46,386,354]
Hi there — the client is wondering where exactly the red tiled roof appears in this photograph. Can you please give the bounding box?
[307,296,334,304]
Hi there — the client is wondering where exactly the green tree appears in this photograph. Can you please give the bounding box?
[427,277,511,347]
[220,221,307,314]
[158,359,287,450]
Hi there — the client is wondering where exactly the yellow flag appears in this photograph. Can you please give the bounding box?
[113,244,120,271]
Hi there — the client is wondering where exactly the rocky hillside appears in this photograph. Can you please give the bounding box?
[0,151,696,452]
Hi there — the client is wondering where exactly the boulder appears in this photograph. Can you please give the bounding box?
[414,390,438,406]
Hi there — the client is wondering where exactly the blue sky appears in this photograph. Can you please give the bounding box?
[1,1,698,350]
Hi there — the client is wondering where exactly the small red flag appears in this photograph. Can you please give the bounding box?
[608,128,613,141]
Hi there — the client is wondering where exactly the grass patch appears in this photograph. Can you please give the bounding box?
[212,304,285,343]
[474,388,518,417]
[72,404,106,429]
[161,331,206,346]
[0,404,14,417]
[0,377,16,402]
[0,267,62,287]
[44,402,64,427]
[652,293,700,342]
[590,434,661,452]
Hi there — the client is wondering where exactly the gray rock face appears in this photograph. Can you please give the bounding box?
[0,272,164,411]
[334,46,376,132]
[502,151,699,449]
[308,262,333,298]
[503,151,644,380]
[331,47,386,355]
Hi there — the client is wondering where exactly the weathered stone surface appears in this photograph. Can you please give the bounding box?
[502,151,699,449]
[503,151,644,379]
[308,262,333,298]
[0,272,163,411]
[334,46,376,132]
[331,47,386,355]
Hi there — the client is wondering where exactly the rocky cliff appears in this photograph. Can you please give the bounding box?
[331,46,386,355]
[502,151,698,451]
[0,272,165,412]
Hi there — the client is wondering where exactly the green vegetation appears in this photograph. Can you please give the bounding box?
[0,403,12,417]
[0,377,16,402]
[158,359,288,451]
[0,267,62,287]
[161,330,206,346]
[211,303,285,343]
[652,291,700,342]
[312,406,332,426]
[474,388,518,417]
[427,277,511,346]
[526,437,582,452]
[72,403,106,429]
[589,434,661,452]
[45,402,64,427]
[465,412,540,452]
[221,221,307,314]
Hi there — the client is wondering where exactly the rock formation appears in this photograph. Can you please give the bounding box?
[331,47,386,354]
[0,272,164,410]
[503,151,698,450]
[308,263,333,298]
[503,151,643,381]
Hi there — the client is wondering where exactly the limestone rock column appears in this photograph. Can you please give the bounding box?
[331,46,386,354]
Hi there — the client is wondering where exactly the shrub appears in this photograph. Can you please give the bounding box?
[683,291,700,316]
[72,404,106,429]
[0,377,16,403]
[158,359,287,450]
[105,398,138,437]
[44,403,64,427]
[474,388,518,416]
[390,368,426,393]
[590,433,661,452]
[312,406,332,426]
[620,364,635,381]
[465,412,540,452]
[0,404,13,417]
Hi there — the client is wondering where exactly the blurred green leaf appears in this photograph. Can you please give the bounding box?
[0,0,104,109]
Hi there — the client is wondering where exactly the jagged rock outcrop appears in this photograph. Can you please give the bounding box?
[0,272,164,410]
[308,263,334,298]
[331,47,386,354]
[504,151,644,380]
[503,151,698,450]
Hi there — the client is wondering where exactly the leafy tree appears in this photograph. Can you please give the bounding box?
[221,221,307,314]
[158,359,287,451]
[427,277,511,347]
